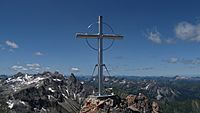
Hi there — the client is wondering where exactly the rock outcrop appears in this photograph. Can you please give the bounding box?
[80,93,161,113]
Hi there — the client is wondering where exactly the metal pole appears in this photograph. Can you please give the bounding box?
[98,16,103,96]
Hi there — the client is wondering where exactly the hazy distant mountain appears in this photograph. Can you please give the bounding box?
[85,75,200,101]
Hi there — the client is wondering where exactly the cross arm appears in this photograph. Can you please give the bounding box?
[76,33,99,38]
[76,33,123,40]
[102,34,123,40]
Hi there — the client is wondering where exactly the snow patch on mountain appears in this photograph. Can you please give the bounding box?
[48,87,56,92]
[6,100,14,109]
[6,75,47,85]
[53,78,62,82]
[156,89,163,100]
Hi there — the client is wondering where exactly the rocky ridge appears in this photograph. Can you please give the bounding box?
[0,72,91,113]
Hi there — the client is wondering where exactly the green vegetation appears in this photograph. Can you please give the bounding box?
[160,100,200,113]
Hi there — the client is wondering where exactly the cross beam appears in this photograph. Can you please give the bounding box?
[76,16,123,96]
[76,33,123,40]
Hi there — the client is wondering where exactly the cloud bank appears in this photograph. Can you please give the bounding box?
[165,57,200,65]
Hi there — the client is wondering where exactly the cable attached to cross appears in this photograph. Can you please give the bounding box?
[91,64,111,77]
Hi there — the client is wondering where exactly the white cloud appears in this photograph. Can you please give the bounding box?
[167,57,179,64]
[26,63,41,71]
[181,58,200,65]
[133,67,153,71]
[165,57,200,65]
[175,21,200,42]
[33,67,40,70]
[11,65,28,71]
[71,67,80,73]
[11,63,43,73]
[5,40,19,49]
[146,28,176,44]
[26,63,40,67]
[34,52,43,56]
[146,29,162,44]
[45,67,51,70]
[165,39,176,44]
[29,67,40,70]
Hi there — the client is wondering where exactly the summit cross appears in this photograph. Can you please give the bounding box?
[76,16,123,96]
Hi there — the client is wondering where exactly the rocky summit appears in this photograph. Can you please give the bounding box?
[80,93,161,113]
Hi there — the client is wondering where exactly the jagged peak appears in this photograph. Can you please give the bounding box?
[68,73,77,83]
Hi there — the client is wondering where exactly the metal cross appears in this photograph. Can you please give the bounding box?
[76,16,123,96]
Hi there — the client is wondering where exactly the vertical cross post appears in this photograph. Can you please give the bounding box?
[98,16,103,96]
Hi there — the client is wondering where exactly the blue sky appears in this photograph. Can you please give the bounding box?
[1,0,200,76]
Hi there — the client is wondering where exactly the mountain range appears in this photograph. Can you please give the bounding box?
[0,72,200,113]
